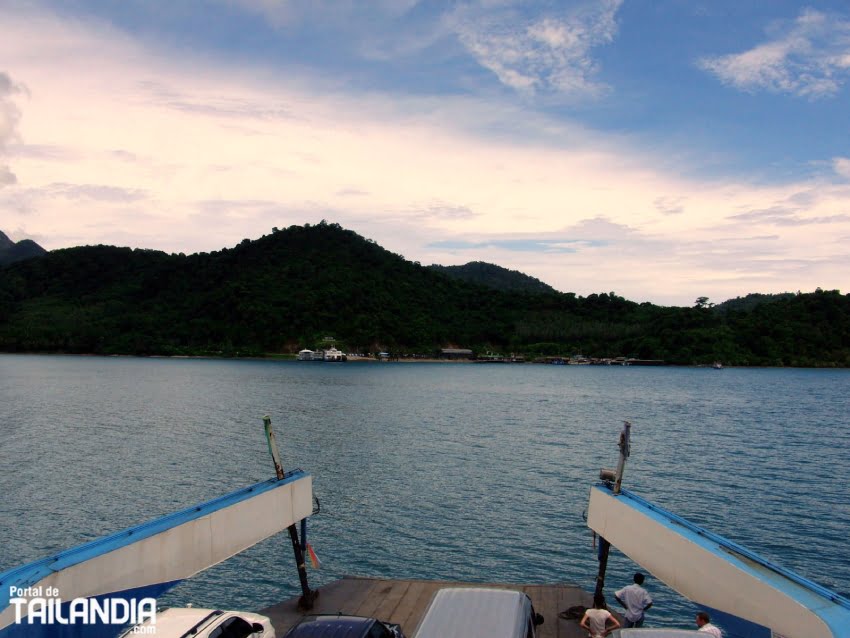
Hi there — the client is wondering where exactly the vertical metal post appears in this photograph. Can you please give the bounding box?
[263,416,317,610]
[593,537,611,603]
[593,421,632,603]
[614,421,631,495]
[263,416,285,480]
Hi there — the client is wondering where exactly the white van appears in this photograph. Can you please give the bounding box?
[413,587,544,638]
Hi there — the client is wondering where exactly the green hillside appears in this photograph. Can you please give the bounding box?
[428,261,556,294]
[0,222,848,366]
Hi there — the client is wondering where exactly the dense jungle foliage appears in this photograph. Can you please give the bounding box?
[428,261,556,294]
[0,222,848,366]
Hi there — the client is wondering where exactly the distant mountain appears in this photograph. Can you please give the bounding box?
[428,261,556,294]
[0,222,848,366]
[0,231,47,266]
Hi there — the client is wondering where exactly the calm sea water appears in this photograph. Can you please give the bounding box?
[1,355,848,629]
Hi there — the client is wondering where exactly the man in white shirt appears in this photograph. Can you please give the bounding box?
[696,611,723,637]
[614,572,653,628]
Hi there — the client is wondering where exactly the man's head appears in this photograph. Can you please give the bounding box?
[696,611,711,627]
[633,572,645,585]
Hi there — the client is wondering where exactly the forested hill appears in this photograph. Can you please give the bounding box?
[0,231,46,266]
[0,222,848,366]
[714,293,796,314]
[428,261,556,294]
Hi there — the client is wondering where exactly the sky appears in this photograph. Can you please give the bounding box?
[1,0,849,306]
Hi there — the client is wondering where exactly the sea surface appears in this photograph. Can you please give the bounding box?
[1,355,848,629]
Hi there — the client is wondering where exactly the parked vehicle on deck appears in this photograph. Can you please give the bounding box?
[412,588,543,638]
[283,614,404,638]
[118,607,275,638]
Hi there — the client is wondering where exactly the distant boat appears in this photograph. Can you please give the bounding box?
[712,361,723,369]
[323,347,346,362]
[297,349,324,361]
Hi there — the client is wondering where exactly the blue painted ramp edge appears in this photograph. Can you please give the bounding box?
[601,484,850,611]
[0,470,308,614]
[594,483,850,638]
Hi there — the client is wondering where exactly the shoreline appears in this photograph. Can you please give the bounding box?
[2,351,849,367]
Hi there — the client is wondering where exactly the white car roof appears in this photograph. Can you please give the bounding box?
[120,607,268,637]
[117,608,223,637]
[414,588,532,638]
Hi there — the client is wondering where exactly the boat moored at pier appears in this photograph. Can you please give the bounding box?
[323,347,346,362]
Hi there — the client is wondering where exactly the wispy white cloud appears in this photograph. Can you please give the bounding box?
[445,0,623,96]
[215,1,622,99]
[45,183,148,202]
[728,205,850,226]
[699,9,850,98]
[654,196,685,216]
[408,202,479,223]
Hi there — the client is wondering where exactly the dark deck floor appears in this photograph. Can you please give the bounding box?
[262,576,605,637]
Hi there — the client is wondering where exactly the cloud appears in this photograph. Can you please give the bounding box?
[445,0,623,96]
[834,157,850,180]
[157,93,298,121]
[428,217,648,257]
[335,187,369,197]
[1,3,849,305]
[110,149,139,162]
[0,166,16,186]
[7,142,79,161]
[411,203,478,222]
[222,0,419,29]
[698,9,850,98]
[193,199,285,223]
[785,190,818,207]
[223,0,435,60]
[429,238,582,253]
[218,0,622,99]
[2,226,54,247]
[44,183,148,202]
[728,205,850,227]
[0,71,24,187]
[654,196,685,216]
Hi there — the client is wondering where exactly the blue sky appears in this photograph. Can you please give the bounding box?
[1,0,849,304]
